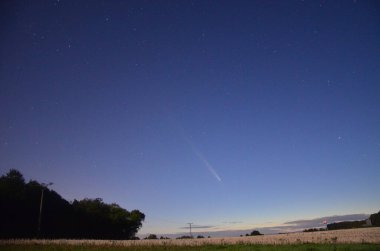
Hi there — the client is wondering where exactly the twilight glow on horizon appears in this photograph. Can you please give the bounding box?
[1,0,379,236]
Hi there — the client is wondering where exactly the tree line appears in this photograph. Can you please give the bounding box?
[326,220,366,230]
[0,169,145,239]
[370,211,380,226]
[240,230,263,237]
[303,228,327,232]
[326,211,380,230]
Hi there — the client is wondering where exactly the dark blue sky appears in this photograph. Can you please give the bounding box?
[1,0,379,235]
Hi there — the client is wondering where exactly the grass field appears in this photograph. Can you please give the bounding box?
[1,243,380,251]
[1,228,379,250]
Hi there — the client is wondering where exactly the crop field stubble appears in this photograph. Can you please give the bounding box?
[1,243,380,251]
[1,228,380,250]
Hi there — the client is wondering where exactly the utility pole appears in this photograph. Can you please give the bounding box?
[37,182,53,238]
[187,223,193,238]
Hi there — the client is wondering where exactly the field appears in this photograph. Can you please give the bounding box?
[0,243,380,251]
[1,228,380,250]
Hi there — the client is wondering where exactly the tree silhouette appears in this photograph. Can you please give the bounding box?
[0,169,145,239]
[370,211,380,226]
[145,234,158,239]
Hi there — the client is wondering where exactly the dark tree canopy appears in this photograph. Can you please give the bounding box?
[245,230,262,236]
[0,169,145,239]
[326,220,366,230]
[250,230,263,236]
[370,211,380,226]
[145,234,158,240]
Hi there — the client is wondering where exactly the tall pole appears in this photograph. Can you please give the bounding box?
[37,182,53,238]
[187,223,193,238]
[37,188,44,237]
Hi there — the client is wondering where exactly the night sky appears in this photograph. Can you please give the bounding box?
[1,0,380,235]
